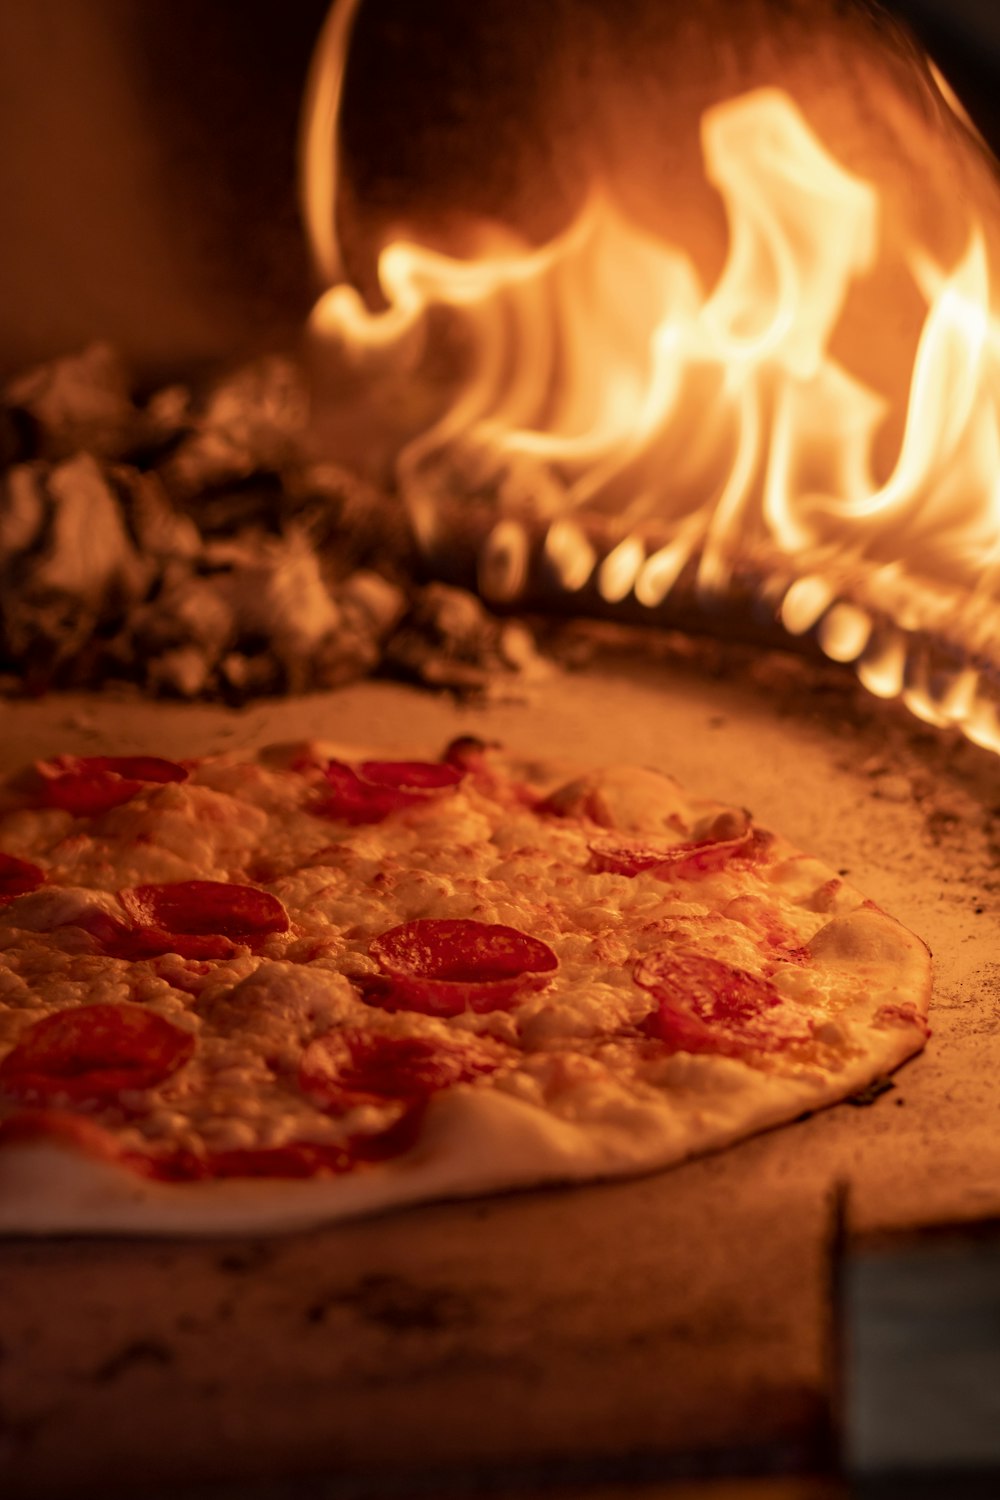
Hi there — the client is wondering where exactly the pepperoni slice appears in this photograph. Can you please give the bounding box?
[79,882,289,962]
[0,1003,195,1105]
[588,832,752,877]
[0,852,46,902]
[299,1027,505,1114]
[120,881,289,940]
[37,755,188,816]
[358,761,465,791]
[634,950,810,1058]
[441,737,540,809]
[82,756,189,784]
[80,912,239,963]
[373,918,558,985]
[366,918,558,1016]
[313,759,464,825]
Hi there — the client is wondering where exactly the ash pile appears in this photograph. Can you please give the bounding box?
[0,344,543,701]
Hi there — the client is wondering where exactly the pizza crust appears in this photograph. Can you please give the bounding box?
[0,744,932,1237]
[0,1016,925,1238]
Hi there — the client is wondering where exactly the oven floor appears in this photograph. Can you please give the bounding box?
[2,637,997,1497]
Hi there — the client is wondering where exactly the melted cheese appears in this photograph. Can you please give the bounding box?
[0,748,931,1189]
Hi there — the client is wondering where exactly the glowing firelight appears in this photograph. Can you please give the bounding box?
[302,3,1000,752]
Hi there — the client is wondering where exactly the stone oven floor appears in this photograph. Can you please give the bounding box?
[2,634,998,1497]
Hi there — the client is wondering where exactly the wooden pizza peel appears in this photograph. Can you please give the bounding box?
[2,639,997,1497]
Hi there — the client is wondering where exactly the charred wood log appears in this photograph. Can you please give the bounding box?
[0,347,540,702]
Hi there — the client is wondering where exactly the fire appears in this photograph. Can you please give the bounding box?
[302,3,1000,752]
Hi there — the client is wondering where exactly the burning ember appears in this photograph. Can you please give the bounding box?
[304,0,1000,750]
[0,343,542,701]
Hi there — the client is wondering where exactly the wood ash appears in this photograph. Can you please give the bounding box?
[0,344,547,702]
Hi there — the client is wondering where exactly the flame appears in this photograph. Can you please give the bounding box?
[304,14,1000,753]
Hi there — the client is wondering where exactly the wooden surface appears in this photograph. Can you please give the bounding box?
[3,638,999,1496]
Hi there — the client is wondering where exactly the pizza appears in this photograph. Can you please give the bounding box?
[0,738,931,1236]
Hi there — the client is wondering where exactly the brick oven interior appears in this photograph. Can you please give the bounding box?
[2,4,1000,1498]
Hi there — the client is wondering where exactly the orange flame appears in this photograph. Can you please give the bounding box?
[303,9,1000,752]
